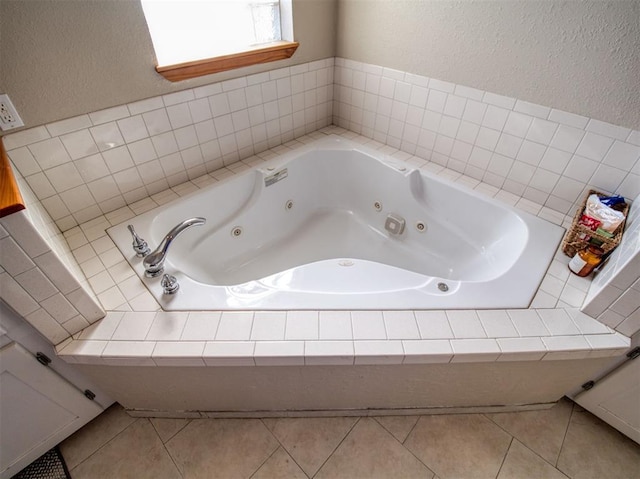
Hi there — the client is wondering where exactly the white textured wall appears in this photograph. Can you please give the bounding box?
[0,0,337,128]
[336,0,640,130]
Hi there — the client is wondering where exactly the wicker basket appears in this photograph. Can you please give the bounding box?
[561,189,629,258]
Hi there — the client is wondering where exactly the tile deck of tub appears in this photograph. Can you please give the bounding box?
[56,128,630,366]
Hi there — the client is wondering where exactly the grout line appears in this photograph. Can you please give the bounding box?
[401,414,422,446]
[247,442,292,479]
[149,417,192,445]
[370,415,421,446]
[556,398,578,468]
[257,418,311,479]
[373,415,438,477]
[64,414,141,474]
[512,438,572,479]
[482,401,575,475]
[310,416,362,479]
[494,436,514,479]
[152,420,186,478]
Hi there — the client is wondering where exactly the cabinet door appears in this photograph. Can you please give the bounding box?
[0,342,103,478]
[574,357,640,444]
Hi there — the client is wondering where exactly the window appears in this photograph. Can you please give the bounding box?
[141,0,298,82]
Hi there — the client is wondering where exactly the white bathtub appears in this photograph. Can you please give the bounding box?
[109,136,564,310]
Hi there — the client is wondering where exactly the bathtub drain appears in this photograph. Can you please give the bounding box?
[338,260,355,267]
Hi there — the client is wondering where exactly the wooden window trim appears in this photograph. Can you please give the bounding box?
[0,138,26,218]
[156,41,299,82]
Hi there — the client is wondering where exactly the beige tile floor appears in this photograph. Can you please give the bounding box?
[59,398,640,479]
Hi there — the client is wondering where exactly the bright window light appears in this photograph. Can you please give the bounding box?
[141,0,283,67]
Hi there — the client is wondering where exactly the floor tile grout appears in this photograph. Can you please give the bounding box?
[257,418,311,479]
[481,403,576,476]
[154,422,185,478]
[399,415,421,445]
[395,408,577,479]
[555,401,577,470]
[310,416,362,479]
[494,436,515,479]
[67,416,141,474]
[248,443,294,479]
[60,400,640,479]
[155,418,192,445]
[378,416,438,478]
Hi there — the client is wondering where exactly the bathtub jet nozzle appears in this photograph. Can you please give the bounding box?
[384,213,406,236]
[143,217,206,278]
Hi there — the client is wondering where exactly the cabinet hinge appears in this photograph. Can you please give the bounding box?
[84,389,96,401]
[581,380,595,391]
[627,347,640,360]
[36,352,52,366]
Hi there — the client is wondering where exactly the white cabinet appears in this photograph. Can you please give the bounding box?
[574,351,640,444]
[0,342,104,478]
[0,302,111,478]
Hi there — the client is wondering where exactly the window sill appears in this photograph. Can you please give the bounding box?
[0,138,25,218]
[156,41,299,82]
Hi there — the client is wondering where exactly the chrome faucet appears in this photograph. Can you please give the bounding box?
[143,217,206,277]
[127,225,151,257]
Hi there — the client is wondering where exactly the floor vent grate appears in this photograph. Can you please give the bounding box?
[12,447,70,479]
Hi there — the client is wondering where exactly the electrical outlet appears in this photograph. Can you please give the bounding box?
[0,94,24,131]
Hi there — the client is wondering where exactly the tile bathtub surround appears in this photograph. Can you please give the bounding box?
[332,58,640,219]
[59,308,629,367]
[4,56,639,237]
[0,210,105,344]
[53,129,631,366]
[3,58,334,233]
[0,160,105,343]
[582,194,640,336]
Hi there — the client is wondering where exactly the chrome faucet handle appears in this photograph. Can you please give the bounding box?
[143,217,206,278]
[127,225,151,257]
[161,274,179,294]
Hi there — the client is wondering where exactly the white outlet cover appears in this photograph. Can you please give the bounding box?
[0,94,25,131]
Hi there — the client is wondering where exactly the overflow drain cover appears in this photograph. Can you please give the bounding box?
[338,260,355,267]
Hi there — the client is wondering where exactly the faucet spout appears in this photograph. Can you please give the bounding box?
[143,217,206,277]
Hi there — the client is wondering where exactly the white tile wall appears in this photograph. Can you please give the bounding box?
[333,58,640,218]
[319,311,352,340]
[203,341,255,366]
[4,56,639,358]
[4,58,334,232]
[254,341,305,366]
[583,193,640,336]
[251,311,286,341]
[285,311,319,340]
[0,209,104,344]
[6,56,638,237]
[305,341,354,365]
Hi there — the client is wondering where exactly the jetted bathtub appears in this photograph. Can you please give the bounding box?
[109,136,564,310]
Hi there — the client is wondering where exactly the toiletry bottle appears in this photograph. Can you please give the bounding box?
[568,245,604,277]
